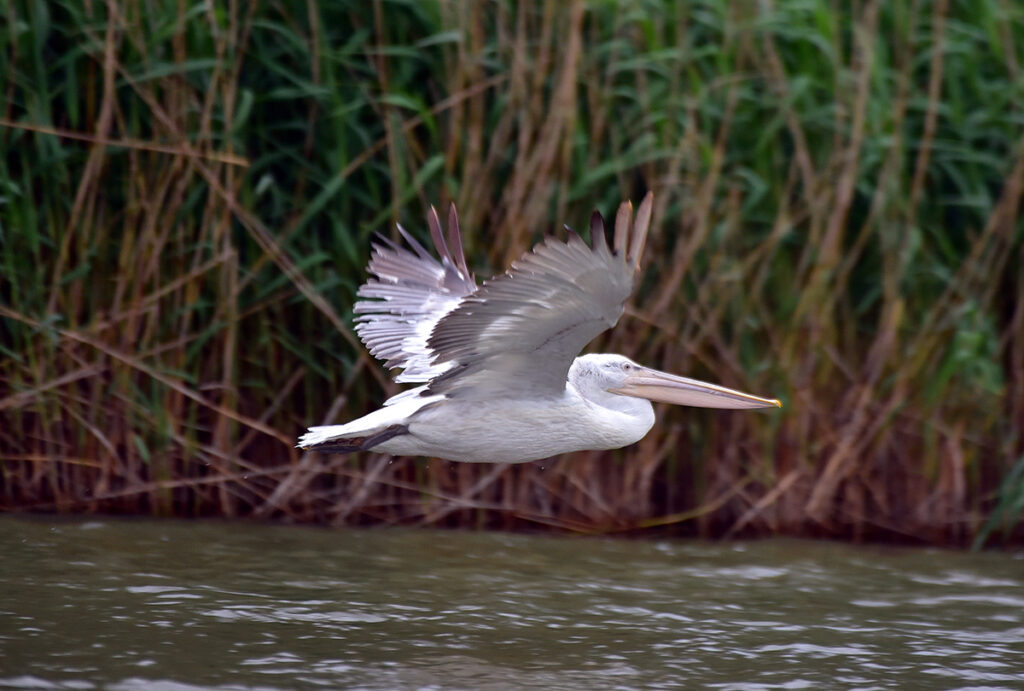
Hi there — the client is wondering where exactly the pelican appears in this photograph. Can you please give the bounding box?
[298,193,780,463]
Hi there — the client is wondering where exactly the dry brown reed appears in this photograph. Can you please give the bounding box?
[1,0,1022,546]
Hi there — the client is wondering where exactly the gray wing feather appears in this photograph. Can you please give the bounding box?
[354,208,477,383]
[425,192,652,397]
[355,193,653,397]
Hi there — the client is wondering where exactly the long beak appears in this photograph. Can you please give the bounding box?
[610,366,782,410]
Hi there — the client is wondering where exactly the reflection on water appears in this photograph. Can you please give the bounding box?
[1,516,1022,689]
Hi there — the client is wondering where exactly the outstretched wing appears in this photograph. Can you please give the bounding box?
[425,192,654,398]
[354,205,477,384]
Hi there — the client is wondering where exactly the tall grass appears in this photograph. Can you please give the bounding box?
[1,0,1021,545]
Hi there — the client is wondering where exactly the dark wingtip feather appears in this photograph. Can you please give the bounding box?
[562,224,584,244]
[613,200,632,258]
[395,223,433,260]
[427,205,451,265]
[628,191,654,271]
[447,202,471,280]
[589,210,608,252]
[372,230,400,252]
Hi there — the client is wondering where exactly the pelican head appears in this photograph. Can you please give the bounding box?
[572,353,781,410]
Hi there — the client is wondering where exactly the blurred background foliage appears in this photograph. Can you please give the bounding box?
[1,0,1022,546]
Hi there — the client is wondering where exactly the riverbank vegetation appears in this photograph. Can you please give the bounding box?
[2,0,1022,546]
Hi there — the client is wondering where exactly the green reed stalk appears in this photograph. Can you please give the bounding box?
[1,0,1021,545]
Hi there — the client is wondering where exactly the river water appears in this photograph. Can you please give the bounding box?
[1,516,1021,689]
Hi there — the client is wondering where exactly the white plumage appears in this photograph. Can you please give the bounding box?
[298,193,780,463]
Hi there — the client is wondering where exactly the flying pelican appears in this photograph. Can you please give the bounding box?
[298,193,780,463]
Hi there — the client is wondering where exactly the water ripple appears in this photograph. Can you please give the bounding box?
[2,518,1022,690]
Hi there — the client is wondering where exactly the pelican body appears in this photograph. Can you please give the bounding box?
[299,194,780,463]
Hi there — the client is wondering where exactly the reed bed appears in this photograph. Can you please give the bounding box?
[1,0,1022,546]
